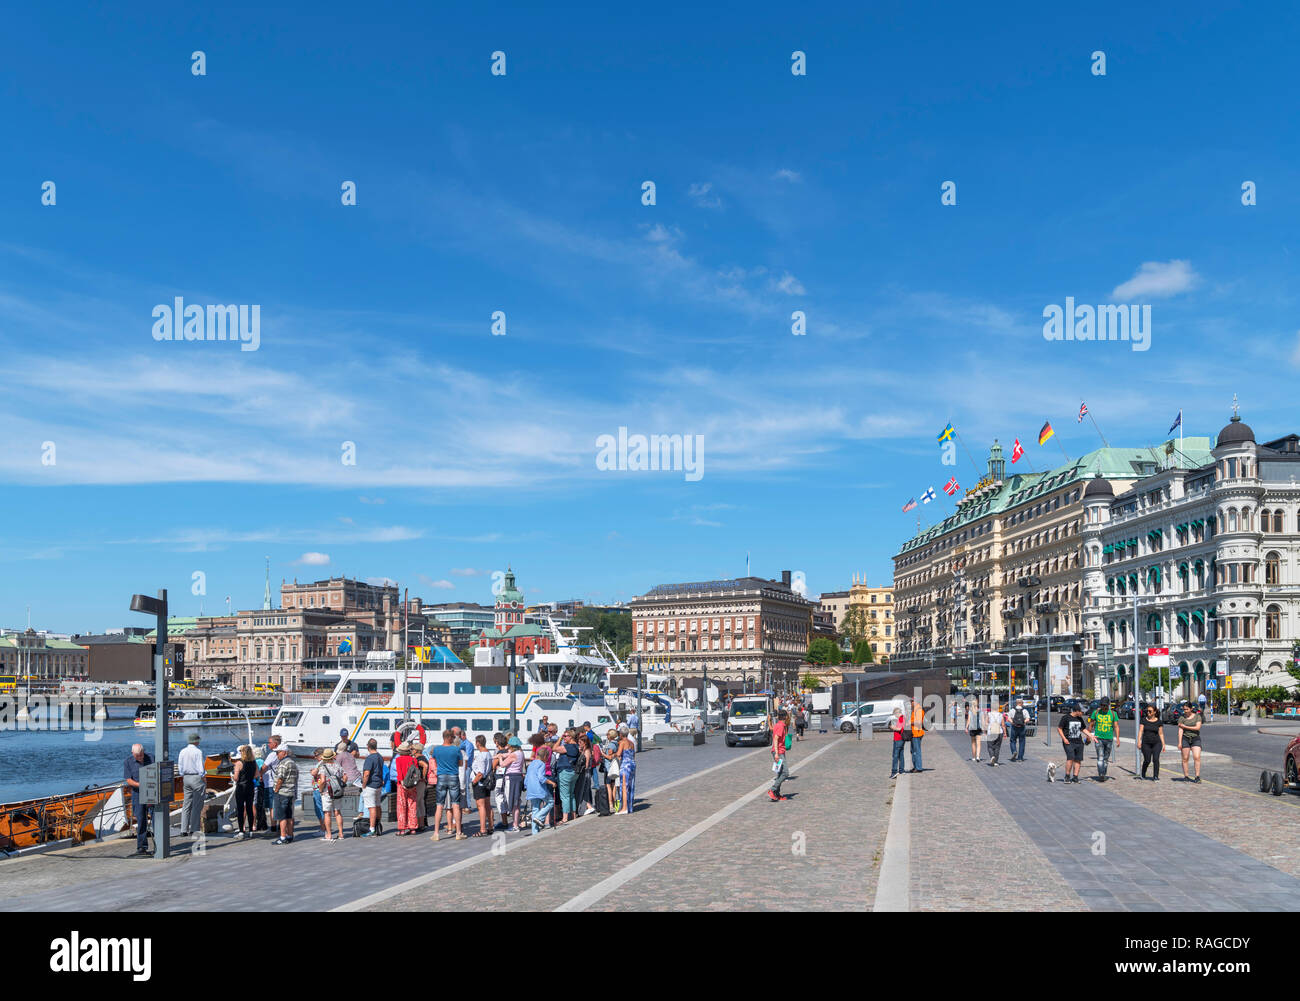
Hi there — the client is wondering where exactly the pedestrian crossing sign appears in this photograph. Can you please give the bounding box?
[1205,679,1217,690]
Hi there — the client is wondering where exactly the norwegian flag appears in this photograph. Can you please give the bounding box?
[1078,401,1088,423]
[943,477,959,496]
[1012,438,1024,463]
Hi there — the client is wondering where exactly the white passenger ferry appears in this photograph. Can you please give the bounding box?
[133,704,279,728]
[273,620,616,759]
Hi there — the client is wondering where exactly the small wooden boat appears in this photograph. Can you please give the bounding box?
[0,785,116,853]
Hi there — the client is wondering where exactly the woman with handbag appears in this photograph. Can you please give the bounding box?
[470,735,496,837]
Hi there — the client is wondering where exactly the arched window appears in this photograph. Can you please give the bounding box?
[1267,552,1281,586]
[1267,605,1281,640]
[1274,510,1284,533]
[1242,508,1253,531]
[1147,613,1163,645]
[1229,509,1239,532]
[1218,511,1226,534]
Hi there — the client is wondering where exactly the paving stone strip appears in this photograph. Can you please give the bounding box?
[948,732,1300,911]
[1101,757,1300,881]
[910,734,1085,912]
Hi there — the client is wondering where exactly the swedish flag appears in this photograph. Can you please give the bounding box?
[937,423,955,444]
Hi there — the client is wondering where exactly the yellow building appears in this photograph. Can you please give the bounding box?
[819,574,894,661]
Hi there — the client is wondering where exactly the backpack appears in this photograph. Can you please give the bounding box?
[1011,708,1027,727]
[401,758,420,790]
[324,764,344,799]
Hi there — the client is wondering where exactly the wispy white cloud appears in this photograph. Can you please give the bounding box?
[294,552,330,566]
[1112,260,1199,300]
[771,272,806,296]
[772,169,802,183]
[688,182,723,209]
[419,575,455,590]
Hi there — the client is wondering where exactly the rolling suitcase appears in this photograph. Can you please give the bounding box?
[594,785,611,817]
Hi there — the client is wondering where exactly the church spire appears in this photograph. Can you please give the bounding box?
[262,556,272,610]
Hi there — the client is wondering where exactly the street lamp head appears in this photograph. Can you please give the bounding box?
[129,593,165,616]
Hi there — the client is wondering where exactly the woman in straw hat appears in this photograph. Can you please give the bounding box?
[316,747,347,842]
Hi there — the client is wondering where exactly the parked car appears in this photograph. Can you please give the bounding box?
[1162,700,1195,724]
[1036,696,1066,713]
[1117,699,1137,720]
[214,684,232,692]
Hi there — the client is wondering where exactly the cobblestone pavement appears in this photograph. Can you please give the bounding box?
[0,738,765,911]
[945,731,1300,911]
[362,730,894,911]
[909,731,1084,911]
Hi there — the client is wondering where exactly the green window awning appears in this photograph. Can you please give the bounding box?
[1191,609,1204,623]
[1177,661,1189,674]
[1148,613,1162,630]
[1178,561,1189,572]
[1177,610,1189,624]
[1193,558,1204,571]
[1129,573,1139,588]
[1148,566,1162,584]
[1103,545,1112,554]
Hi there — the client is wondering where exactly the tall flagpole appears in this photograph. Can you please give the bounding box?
[1087,411,1109,447]
[953,429,983,478]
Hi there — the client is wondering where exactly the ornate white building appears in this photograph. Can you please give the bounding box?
[1082,408,1300,697]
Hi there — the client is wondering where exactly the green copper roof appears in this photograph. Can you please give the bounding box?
[895,438,1214,556]
[495,567,525,605]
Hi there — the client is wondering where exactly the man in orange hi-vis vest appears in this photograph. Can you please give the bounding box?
[908,698,927,773]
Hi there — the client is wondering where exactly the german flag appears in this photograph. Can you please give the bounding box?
[1038,421,1055,446]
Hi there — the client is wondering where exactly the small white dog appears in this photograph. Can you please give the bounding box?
[1046,761,1058,783]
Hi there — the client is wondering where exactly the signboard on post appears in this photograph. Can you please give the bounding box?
[1147,647,1170,669]
[1215,659,1228,677]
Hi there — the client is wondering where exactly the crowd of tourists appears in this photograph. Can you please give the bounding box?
[221,716,641,844]
[954,696,1207,783]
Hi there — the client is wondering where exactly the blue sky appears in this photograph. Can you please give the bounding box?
[3,1,1298,632]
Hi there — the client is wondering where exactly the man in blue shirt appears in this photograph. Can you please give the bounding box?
[123,743,153,856]
[430,729,466,841]
[360,738,385,836]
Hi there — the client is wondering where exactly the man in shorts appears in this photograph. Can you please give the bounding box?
[359,738,384,836]
[1056,702,1091,784]
[430,729,466,840]
[270,744,298,844]
[1087,697,1120,781]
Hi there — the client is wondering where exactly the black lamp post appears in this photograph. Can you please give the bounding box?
[130,589,170,860]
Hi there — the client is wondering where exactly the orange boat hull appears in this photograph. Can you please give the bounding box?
[0,786,116,852]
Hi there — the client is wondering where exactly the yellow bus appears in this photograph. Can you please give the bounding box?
[254,683,283,695]
[0,675,16,693]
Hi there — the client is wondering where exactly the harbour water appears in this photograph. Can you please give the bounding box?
[0,718,273,803]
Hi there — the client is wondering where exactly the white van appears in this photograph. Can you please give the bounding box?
[724,694,773,747]
[834,698,908,734]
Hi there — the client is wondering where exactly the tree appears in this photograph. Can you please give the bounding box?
[806,637,842,665]
[456,646,477,666]
[839,607,871,645]
[1138,667,1161,694]
[851,640,875,664]
[800,672,824,691]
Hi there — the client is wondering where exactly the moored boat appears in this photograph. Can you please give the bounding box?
[0,785,116,853]
[133,703,278,728]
